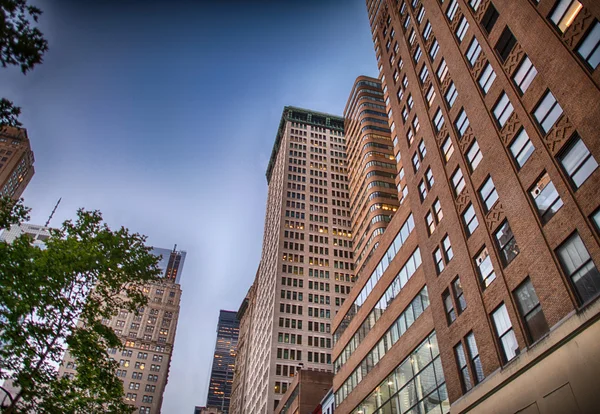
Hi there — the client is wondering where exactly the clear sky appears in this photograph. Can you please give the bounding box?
[2,0,378,412]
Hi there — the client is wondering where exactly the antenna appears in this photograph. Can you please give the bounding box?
[173,243,177,252]
[45,198,61,228]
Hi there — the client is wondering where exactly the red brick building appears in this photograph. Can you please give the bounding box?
[332,1,600,413]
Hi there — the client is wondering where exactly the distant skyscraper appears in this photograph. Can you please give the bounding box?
[0,126,35,200]
[205,310,240,414]
[60,246,187,414]
[0,223,51,247]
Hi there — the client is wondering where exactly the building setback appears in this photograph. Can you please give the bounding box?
[332,1,600,414]
[60,247,187,414]
[0,126,35,200]
[205,310,240,413]
[231,107,356,413]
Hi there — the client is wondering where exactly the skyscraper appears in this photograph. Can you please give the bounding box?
[60,247,187,414]
[0,126,35,200]
[232,107,356,413]
[332,1,600,413]
[205,310,240,413]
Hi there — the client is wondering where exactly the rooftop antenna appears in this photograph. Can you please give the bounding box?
[44,198,61,228]
[173,243,177,252]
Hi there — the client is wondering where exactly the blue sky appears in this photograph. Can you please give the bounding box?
[2,0,378,411]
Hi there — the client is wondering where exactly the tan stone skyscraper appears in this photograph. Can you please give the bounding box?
[60,247,186,414]
[0,126,35,200]
[231,107,356,413]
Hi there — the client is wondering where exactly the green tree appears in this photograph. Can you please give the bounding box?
[0,197,162,413]
[0,0,49,127]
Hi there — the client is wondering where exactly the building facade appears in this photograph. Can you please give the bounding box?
[0,126,35,200]
[332,0,600,413]
[206,310,240,413]
[0,223,51,247]
[273,370,334,414]
[232,107,356,413]
[60,247,187,414]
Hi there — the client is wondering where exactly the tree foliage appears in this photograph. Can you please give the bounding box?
[0,0,49,127]
[0,198,162,413]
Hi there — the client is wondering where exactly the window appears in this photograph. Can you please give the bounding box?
[443,235,453,261]
[444,290,456,324]
[456,17,469,42]
[466,332,485,384]
[403,75,408,88]
[423,21,432,39]
[426,85,436,107]
[417,6,426,23]
[433,108,445,132]
[419,65,429,84]
[558,135,598,188]
[445,82,458,108]
[481,3,499,34]
[549,0,583,33]
[425,168,434,188]
[463,204,479,236]
[495,27,517,62]
[476,247,496,288]
[494,220,519,266]
[397,87,404,102]
[466,140,483,171]
[430,39,440,59]
[409,29,417,46]
[452,168,466,196]
[452,277,466,313]
[419,180,428,201]
[514,278,549,343]
[407,129,414,145]
[470,0,482,11]
[530,173,563,223]
[493,92,514,128]
[556,233,600,304]
[434,199,443,222]
[478,63,496,94]
[455,109,470,137]
[437,59,449,82]
[426,211,435,235]
[466,37,482,66]
[412,153,421,172]
[455,342,472,392]
[442,136,454,162]
[576,21,600,69]
[414,45,423,63]
[447,0,459,21]
[407,94,414,110]
[533,91,563,134]
[513,56,538,93]
[492,304,519,363]
[509,129,534,168]
[434,247,445,274]
[418,140,427,159]
[479,176,499,212]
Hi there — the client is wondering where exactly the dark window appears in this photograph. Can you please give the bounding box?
[481,3,499,34]
[556,232,600,304]
[494,220,519,266]
[452,277,467,313]
[514,278,549,343]
[495,27,517,62]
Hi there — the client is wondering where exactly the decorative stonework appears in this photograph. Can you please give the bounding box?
[475,0,491,22]
[441,74,453,94]
[543,115,575,155]
[471,52,488,79]
[499,112,520,146]
[450,12,463,33]
[437,123,449,143]
[423,77,432,95]
[455,187,471,214]
[459,126,475,153]
[564,7,593,49]
[486,202,505,231]
[503,43,524,76]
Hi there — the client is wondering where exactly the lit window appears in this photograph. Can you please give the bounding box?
[442,136,454,162]
[558,135,598,188]
[494,220,519,266]
[492,304,519,363]
[576,21,600,69]
[456,17,469,42]
[513,55,538,93]
[455,342,472,391]
[549,0,583,33]
[454,109,470,137]
[533,90,563,134]
[451,168,466,196]
[514,278,549,343]
[476,247,496,288]
[463,204,479,236]
[479,176,499,212]
[445,82,458,108]
[466,37,482,66]
[556,232,600,304]
[530,172,563,223]
[478,62,496,94]
[493,92,514,128]
[509,129,534,169]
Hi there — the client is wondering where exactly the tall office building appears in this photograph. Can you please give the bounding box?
[332,1,600,413]
[205,310,240,413]
[0,126,35,200]
[232,106,356,413]
[60,247,187,414]
[0,223,51,247]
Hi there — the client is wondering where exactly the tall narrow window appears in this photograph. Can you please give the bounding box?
[558,135,598,189]
[455,109,470,137]
[443,235,453,262]
[495,27,517,62]
[513,56,538,93]
[494,220,520,266]
[452,277,467,313]
[444,290,456,324]
[423,21,433,40]
[481,3,499,34]
[426,85,436,107]
[425,167,434,188]
[456,17,469,42]
[426,211,435,235]
[466,38,482,66]
[433,108,445,132]
[419,180,428,201]
[466,332,485,383]
[549,0,583,33]
[470,0,482,12]
[437,59,449,82]
[455,342,472,392]
[576,21,600,70]
[434,198,443,222]
[442,136,454,162]
[479,176,499,212]
[412,153,421,172]
[445,82,458,108]
[530,173,563,223]
[492,304,519,363]
[447,0,459,21]
[419,65,430,84]
[493,92,514,128]
[434,247,445,274]
[476,247,496,288]
[462,204,479,236]
[514,278,549,343]
[452,168,466,196]
[509,129,534,169]
[414,45,423,63]
[430,39,440,59]
[533,91,563,134]
[478,63,496,94]
[466,140,483,171]
[556,233,600,304]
